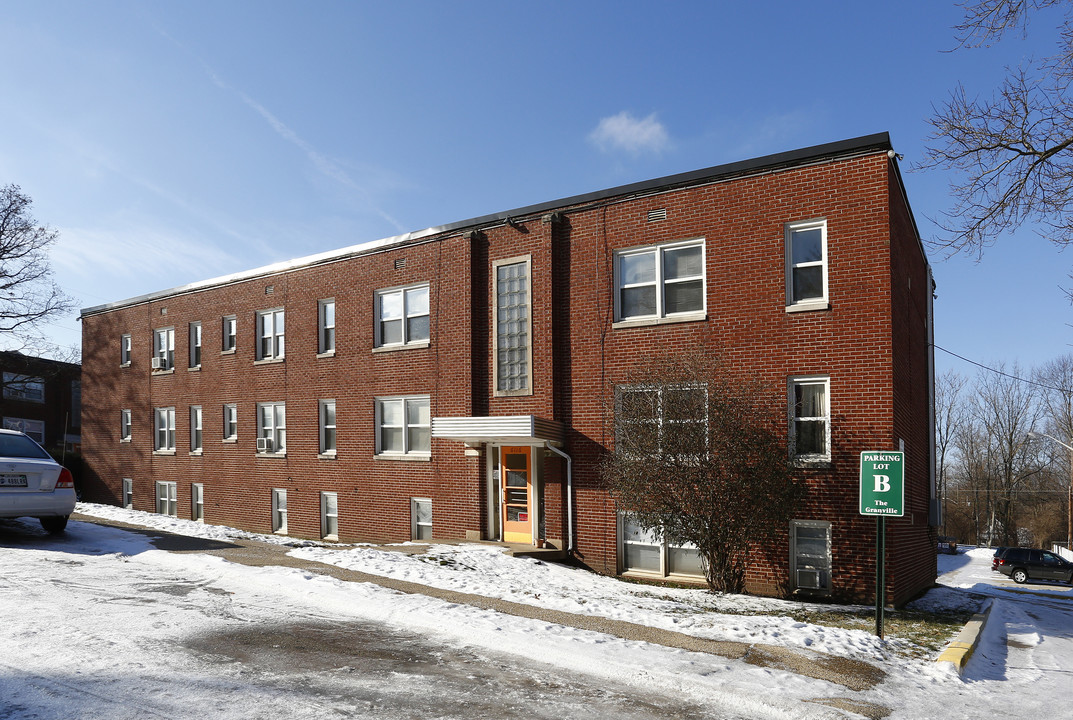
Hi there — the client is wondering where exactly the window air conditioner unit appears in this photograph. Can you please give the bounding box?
[256,437,273,453]
[151,357,165,370]
[796,569,822,590]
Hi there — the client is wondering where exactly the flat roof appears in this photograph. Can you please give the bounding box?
[81,132,896,317]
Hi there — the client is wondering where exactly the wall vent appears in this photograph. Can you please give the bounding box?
[265,285,274,295]
[395,258,407,271]
[647,208,667,222]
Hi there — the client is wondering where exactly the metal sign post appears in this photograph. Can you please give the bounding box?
[859,451,905,639]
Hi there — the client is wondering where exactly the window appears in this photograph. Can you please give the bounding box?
[189,322,202,368]
[120,334,132,365]
[120,409,132,442]
[319,400,336,455]
[256,309,285,361]
[155,481,177,517]
[493,258,530,394]
[786,220,827,308]
[272,489,287,533]
[791,521,831,593]
[376,396,430,456]
[614,239,705,322]
[321,492,338,539]
[154,407,176,452]
[3,417,45,444]
[223,404,238,441]
[189,406,202,452]
[122,478,133,509]
[153,327,175,371]
[222,315,237,352]
[257,402,286,454]
[616,384,708,457]
[619,514,704,578]
[411,498,432,540]
[191,483,204,522]
[375,284,429,347]
[789,376,830,462]
[318,299,336,354]
[2,373,45,403]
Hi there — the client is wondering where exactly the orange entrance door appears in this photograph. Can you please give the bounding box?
[501,447,533,544]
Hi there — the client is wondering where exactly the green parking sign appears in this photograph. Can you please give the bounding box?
[859,451,904,517]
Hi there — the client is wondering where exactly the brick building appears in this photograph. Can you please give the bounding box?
[80,133,937,605]
[0,351,81,453]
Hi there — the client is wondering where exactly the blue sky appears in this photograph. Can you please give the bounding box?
[1,1,1070,377]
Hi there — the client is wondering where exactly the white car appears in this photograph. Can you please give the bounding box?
[0,429,76,533]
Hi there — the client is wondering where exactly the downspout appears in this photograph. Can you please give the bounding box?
[545,442,574,552]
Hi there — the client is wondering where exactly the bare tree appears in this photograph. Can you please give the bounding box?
[920,1,1073,258]
[600,356,806,594]
[936,370,968,533]
[0,185,74,352]
[1035,354,1073,546]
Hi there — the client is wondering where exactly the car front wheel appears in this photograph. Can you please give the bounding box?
[1012,568,1028,584]
[40,516,68,534]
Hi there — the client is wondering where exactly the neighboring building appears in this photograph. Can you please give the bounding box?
[80,133,937,605]
[0,351,81,453]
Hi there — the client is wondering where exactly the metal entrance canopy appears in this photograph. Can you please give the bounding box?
[431,415,563,446]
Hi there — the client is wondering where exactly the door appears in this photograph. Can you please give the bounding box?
[501,447,532,544]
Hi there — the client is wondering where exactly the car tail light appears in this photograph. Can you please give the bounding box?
[55,468,74,489]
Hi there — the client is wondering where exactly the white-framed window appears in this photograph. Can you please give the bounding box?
[154,407,176,452]
[120,334,132,366]
[2,373,45,403]
[191,483,204,522]
[493,258,531,395]
[155,481,177,517]
[223,403,238,440]
[189,406,202,452]
[785,220,827,308]
[318,299,336,354]
[256,309,285,361]
[257,402,286,454]
[375,284,430,347]
[121,478,133,509]
[189,322,202,368]
[791,520,832,593]
[153,327,175,371]
[120,409,132,442]
[3,417,45,444]
[619,514,704,578]
[321,491,339,539]
[272,488,287,533]
[375,396,430,456]
[614,239,705,322]
[222,315,237,352]
[319,399,336,455]
[789,376,830,463]
[411,497,432,540]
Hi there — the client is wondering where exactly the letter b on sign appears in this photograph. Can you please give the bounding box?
[874,475,891,493]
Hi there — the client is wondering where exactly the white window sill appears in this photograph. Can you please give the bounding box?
[256,452,288,458]
[374,453,431,462]
[372,341,430,353]
[785,301,830,314]
[254,357,285,366]
[316,350,336,359]
[220,348,236,356]
[120,362,131,369]
[494,387,534,398]
[188,365,201,372]
[189,450,203,456]
[151,368,175,376]
[221,437,237,444]
[317,452,337,460]
[612,311,706,329]
[120,438,131,444]
[793,457,832,469]
[322,534,339,542]
[152,450,176,456]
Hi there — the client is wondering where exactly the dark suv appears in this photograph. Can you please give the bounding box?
[993,547,1073,584]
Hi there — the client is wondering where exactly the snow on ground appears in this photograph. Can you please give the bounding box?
[7,503,1073,719]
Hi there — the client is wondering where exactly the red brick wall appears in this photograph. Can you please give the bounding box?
[81,146,934,603]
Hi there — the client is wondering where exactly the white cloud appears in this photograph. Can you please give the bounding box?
[589,111,670,155]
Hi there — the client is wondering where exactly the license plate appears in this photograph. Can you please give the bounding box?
[0,474,27,487]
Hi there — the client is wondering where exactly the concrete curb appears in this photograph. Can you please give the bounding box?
[935,600,993,674]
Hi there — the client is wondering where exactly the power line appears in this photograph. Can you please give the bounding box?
[933,343,1071,393]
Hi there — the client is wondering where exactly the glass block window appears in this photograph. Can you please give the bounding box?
[494,258,530,394]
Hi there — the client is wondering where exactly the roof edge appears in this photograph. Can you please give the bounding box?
[81,132,893,317]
